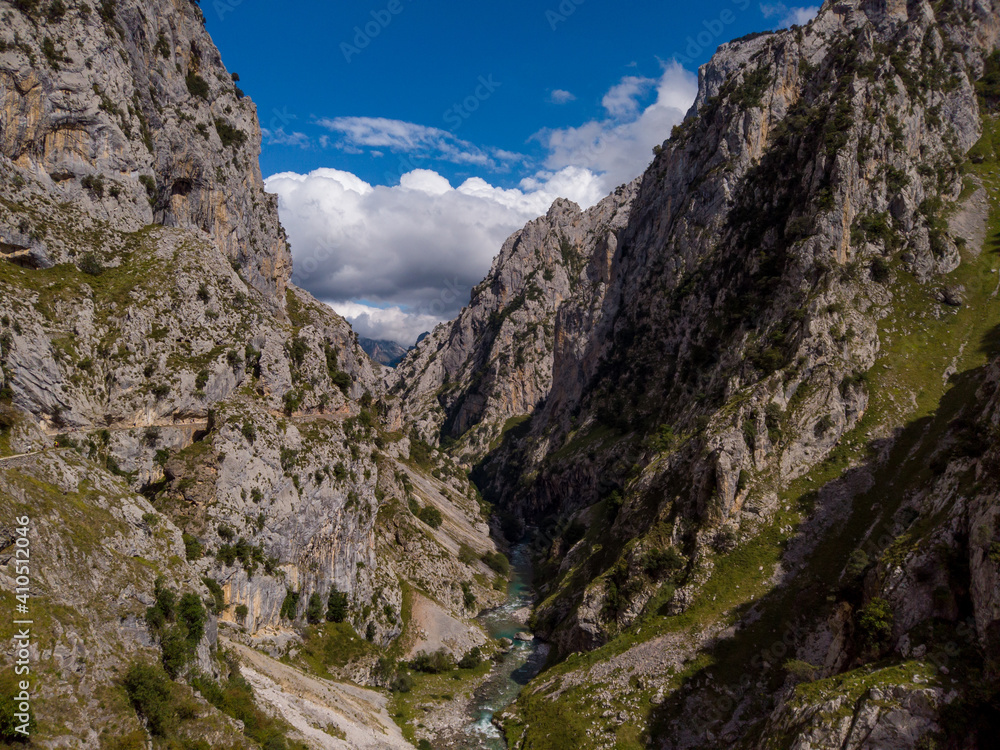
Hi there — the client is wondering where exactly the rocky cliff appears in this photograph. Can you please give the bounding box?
[389,0,1000,747]
[391,183,638,462]
[0,2,504,747]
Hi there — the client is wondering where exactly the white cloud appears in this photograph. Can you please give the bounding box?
[532,62,699,191]
[549,89,577,104]
[262,128,310,148]
[328,302,439,346]
[267,166,604,344]
[269,63,700,344]
[601,76,655,118]
[316,116,496,167]
[760,3,819,28]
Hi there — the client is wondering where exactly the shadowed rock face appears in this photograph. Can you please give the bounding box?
[0,0,290,303]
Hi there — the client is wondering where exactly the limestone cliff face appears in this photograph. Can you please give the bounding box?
[0,0,290,302]
[390,184,638,461]
[0,3,502,745]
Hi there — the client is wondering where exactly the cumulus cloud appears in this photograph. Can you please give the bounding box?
[549,89,577,104]
[329,302,441,346]
[266,167,604,344]
[760,3,820,28]
[269,65,700,344]
[601,76,656,118]
[532,62,699,191]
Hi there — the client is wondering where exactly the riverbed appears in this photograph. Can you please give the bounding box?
[457,543,548,749]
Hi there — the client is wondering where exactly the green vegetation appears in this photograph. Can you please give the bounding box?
[306,592,324,624]
[298,622,375,678]
[216,536,275,576]
[482,551,511,577]
[280,589,300,621]
[185,71,209,100]
[857,597,894,652]
[214,118,246,149]
[122,662,184,738]
[191,653,305,750]
[144,578,206,678]
[324,343,352,394]
[202,577,225,615]
[417,504,443,529]
[326,588,348,623]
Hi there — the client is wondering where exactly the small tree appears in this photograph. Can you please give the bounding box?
[857,597,894,652]
[326,589,349,623]
[418,505,443,529]
[306,592,323,624]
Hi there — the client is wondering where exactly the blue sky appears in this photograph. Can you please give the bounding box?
[205,0,820,344]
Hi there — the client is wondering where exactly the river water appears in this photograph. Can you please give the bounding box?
[458,543,548,749]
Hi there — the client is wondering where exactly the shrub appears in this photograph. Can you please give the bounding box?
[857,597,895,651]
[98,0,117,24]
[482,551,510,578]
[870,256,891,283]
[202,577,224,614]
[154,32,170,59]
[391,672,414,693]
[765,403,784,443]
[241,421,256,443]
[418,505,443,529]
[81,174,105,197]
[641,547,685,579]
[410,649,454,674]
[123,662,176,736]
[461,581,476,609]
[195,370,209,391]
[0,673,37,740]
[844,549,869,581]
[712,526,739,553]
[326,589,348,623]
[151,383,170,400]
[458,543,477,565]
[282,390,302,415]
[280,589,300,620]
[217,524,235,541]
[214,118,246,149]
[814,414,834,436]
[159,627,190,678]
[143,426,161,446]
[79,253,105,276]
[783,659,818,683]
[235,604,249,620]
[196,283,210,302]
[147,578,176,627]
[989,542,1000,565]
[306,592,323,624]
[458,646,482,670]
[177,593,206,646]
[185,71,209,100]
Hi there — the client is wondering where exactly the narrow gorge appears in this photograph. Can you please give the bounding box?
[2,0,1000,749]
